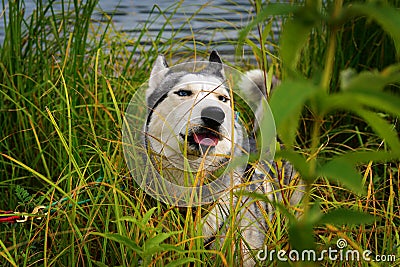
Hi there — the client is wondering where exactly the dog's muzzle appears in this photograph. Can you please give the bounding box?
[180,106,225,154]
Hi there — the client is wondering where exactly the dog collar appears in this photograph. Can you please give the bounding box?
[234,111,240,123]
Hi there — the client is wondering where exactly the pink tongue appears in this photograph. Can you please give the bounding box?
[194,133,219,146]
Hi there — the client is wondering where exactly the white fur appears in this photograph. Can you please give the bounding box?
[147,73,236,184]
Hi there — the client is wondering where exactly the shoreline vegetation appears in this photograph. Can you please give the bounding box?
[1,0,399,266]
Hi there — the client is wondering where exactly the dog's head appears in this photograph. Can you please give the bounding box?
[145,51,240,182]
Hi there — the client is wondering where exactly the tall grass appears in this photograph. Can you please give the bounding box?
[0,0,181,265]
[0,1,257,266]
[1,0,399,266]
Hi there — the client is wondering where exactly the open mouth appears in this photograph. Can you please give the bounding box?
[193,132,219,147]
[180,128,222,153]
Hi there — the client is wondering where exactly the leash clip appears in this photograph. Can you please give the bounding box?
[16,205,48,223]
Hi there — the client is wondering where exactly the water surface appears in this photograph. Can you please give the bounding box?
[0,1,280,60]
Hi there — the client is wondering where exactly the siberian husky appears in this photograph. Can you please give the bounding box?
[140,51,303,266]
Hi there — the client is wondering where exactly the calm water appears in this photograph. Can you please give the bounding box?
[0,0,280,59]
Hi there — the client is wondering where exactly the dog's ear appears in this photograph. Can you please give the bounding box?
[209,50,222,64]
[148,55,169,93]
[204,50,225,79]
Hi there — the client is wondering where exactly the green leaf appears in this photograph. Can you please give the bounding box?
[346,3,400,57]
[318,158,364,195]
[258,100,277,160]
[275,150,312,181]
[356,109,400,152]
[319,90,400,122]
[142,245,164,256]
[15,185,32,203]
[338,64,400,117]
[318,93,400,155]
[306,201,323,225]
[158,244,185,253]
[341,64,400,92]
[276,115,301,151]
[349,92,400,116]
[270,80,321,146]
[115,207,159,231]
[144,231,181,250]
[142,207,158,225]
[289,221,315,251]
[339,151,398,164]
[245,38,261,60]
[280,6,320,72]
[319,209,375,225]
[142,234,182,258]
[346,91,400,118]
[237,3,299,55]
[317,93,359,114]
[91,232,142,254]
[114,216,146,231]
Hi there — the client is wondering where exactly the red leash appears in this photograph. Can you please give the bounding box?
[0,210,22,223]
[0,206,47,223]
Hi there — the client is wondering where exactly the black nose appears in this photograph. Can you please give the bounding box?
[201,106,225,127]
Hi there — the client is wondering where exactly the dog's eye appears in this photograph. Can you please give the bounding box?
[175,90,192,97]
[218,95,229,102]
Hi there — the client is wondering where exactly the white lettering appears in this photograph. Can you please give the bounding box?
[318,250,327,261]
[256,245,396,263]
[301,250,317,261]
[328,247,338,261]
[345,250,360,261]
[288,250,299,261]
[257,246,268,261]
[362,250,372,262]
[277,250,287,261]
